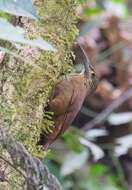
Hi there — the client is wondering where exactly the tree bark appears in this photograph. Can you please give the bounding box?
[0,0,78,189]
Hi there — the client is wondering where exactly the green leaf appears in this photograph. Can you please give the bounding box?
[112,0,123,3]
[79,0,88,4]
[0,11,11,20]
[0,18,57,51]
[63,128,84,153]
[0,0,38,19]
[89,164,107,177]
[84,7,102,16]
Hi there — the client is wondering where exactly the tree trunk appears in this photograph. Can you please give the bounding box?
[0,0,78,189]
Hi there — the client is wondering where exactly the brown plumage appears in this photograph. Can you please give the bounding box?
[39,44,98,150]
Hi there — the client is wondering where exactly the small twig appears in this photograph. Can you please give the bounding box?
[0,155,26,180]
[83,88,132,131]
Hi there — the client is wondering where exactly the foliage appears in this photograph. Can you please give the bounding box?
[46,155,125,190]
[63,127,84,153]
[0,1,56,52]
[0,18,56,51]
[0,0,38,19]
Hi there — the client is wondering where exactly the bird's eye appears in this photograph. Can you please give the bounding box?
[91,71,96,78]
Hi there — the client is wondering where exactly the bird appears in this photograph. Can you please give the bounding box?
[38,44,98,150]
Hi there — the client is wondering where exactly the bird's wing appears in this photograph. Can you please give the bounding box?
[49,78,75,116]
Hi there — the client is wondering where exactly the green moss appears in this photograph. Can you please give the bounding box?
[1,0,79,155]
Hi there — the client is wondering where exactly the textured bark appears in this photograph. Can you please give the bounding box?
[0,0,78,153]
[0,0,79,189]
[0,127,62,190]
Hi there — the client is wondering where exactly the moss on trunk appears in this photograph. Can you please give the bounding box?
[0,0,79,154]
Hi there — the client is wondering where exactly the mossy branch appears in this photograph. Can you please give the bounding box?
[0,126,62,190]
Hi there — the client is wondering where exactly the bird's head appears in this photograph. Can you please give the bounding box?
[74,43,98,91]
